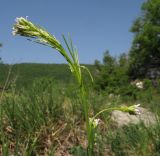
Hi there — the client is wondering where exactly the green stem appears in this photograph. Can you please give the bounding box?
[80,84,92,155]
[86,107,124,155]
[80,84,89,134]
[93,107,122,120]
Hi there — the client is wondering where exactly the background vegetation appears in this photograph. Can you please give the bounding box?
[0,0,160,155]
[0,63,94,90]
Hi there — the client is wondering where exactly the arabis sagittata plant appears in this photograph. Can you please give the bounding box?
[13,17,141,155]
[13,16,94,155]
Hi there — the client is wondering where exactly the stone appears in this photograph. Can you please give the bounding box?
[111,107,157,127]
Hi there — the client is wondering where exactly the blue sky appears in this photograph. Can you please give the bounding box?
[1,0,144,64]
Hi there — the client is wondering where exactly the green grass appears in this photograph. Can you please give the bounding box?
[106,123,160,156]
[0,63,160,155]
[0,76,160,155]
[0,78,67,155]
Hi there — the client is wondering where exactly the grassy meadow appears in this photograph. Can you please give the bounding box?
[0,63,160,156]
[1,0,160,155]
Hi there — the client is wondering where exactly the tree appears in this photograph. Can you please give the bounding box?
[119,53,128,67]
[129,0,160,79]
[103,50,116,69]
[94,51,129,92]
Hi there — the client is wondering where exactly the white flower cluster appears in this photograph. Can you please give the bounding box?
[135,81,143,89]
[133,104,141,115]
[89,118,100,128]
[120,104,141,115]
[131,80,144,89]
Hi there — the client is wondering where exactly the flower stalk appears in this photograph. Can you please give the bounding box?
[13,17,93,155]
[12,17,141,155]
[93,104,141,120]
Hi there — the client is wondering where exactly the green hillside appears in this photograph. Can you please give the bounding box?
[0,63,94,89]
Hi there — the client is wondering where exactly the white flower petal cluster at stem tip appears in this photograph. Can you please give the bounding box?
[89,118,100,128]
[134,104,141,115]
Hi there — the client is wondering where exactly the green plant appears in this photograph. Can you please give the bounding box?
[128,0,160,79]
[107,122,160,156]
[13,17,141,155]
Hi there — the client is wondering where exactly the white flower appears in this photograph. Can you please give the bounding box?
[122,104,141,115]
[134,104,141,115]
[136,81,143,89]
[89,118,100,128]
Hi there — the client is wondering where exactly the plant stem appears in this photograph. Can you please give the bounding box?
[80,84,92,155]
[12,17,95,155]
[93,107,120,120]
